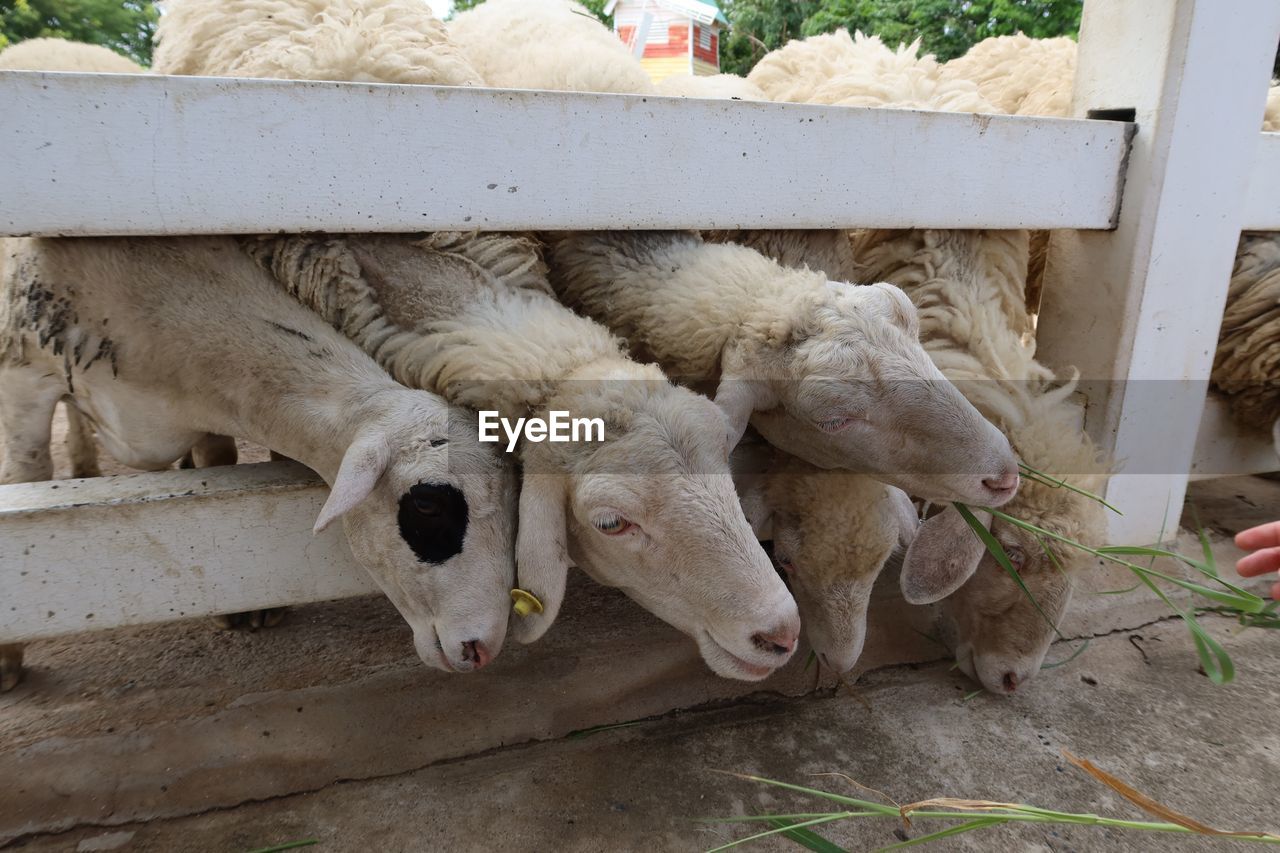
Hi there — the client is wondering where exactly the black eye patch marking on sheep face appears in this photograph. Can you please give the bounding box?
[397,483,468,564]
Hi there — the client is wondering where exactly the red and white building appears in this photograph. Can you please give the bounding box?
[606,0,727,83]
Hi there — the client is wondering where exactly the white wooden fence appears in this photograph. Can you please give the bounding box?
[1,0,1278,645]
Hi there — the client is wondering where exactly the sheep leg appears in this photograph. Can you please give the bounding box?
[178,434,288,630]
[0,366,63,691]
[0,366,64,484]
[63,400,101,478]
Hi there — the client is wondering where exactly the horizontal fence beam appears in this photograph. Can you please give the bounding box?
[0,72,1132,236]
[0,461,375,643]
[1243,132,1280,231]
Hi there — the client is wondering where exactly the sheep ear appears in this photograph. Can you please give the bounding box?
[512,470,570,644]
[887,488,921,548]
[899,506,989,604]
[714,376,778,451]
[314,434,390,533]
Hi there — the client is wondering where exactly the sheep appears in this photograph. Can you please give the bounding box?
[721,31,1108,693]
[450,0,1026,616]
[543,230,1021,516]
[747,29,992,113]
[0,237,519,691]
[0,37,144,73]
[447,0,655,95]
[935,34,1077,118]
[244,231,800,680]
[654,72,766,101]
[151,0,483,86]
[939,35,1280,455]
[733,433,919,673]
[1212,232,1280,444]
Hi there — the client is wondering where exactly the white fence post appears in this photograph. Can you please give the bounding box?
[1036,0,1280,544]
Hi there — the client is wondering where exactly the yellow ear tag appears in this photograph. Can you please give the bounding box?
[510,588,544,617]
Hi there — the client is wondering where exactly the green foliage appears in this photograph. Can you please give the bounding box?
[718,0,821,77]
[719,0,1081,76]
[0,0,158,65]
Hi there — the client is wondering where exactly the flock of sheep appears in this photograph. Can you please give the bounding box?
[0,0,1274,700]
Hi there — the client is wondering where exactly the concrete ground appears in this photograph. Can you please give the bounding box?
[3,409,1279,852]
[7,616,1279,853]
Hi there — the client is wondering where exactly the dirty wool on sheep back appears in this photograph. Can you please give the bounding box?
[1213,232,1280,440]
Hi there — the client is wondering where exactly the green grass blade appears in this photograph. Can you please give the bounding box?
[954,503,1061,638]
[715,773,896,813]
[766,818,849,853]
[1017,463,1122,514]
[707,815,853,852]
[1041,638,1091,669]
[876,818,1008,851]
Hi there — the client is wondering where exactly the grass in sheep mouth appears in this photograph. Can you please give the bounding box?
[706,750,1280,851]
[953,466,1273,685]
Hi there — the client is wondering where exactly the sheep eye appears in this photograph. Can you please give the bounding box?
[429,438,448,448]
[592,514,633,536]
[817,415,864,434]
[413,496,442,516]
[1004,546,1027,572]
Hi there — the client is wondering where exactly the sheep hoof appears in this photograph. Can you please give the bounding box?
[0,644,24,692]
[211,608,288,631]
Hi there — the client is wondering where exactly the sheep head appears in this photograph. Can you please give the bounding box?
[909,426,1107,694]
[720,280,1020,506]
[318,393,517,674]
[751,456,918,674]
[514,362,800,682]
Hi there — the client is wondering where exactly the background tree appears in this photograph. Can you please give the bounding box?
[0,0,159,65]
[721,0,1082,75]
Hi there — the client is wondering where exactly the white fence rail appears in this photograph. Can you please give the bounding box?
[0,0,1279,645]
[2,463,374,643]
[0,71,1133,235]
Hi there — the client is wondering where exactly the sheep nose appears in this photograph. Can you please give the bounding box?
[751,626,798,656]
[1001,671,1019,693]
[462,639,492,670]
[982,468,1020,495]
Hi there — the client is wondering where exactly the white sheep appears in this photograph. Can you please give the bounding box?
[246,231,800,681]
[448,1,1019,513]
[0,37,144,73]
[939,34,1280,455]
[654,72,766,101]
[936,34,1077,118]
[733,434,919,673]
[0,237,518,691]
[447,0,655,94]
[544,230,1021,514]
[728,31,1109,694]
[151,0,483,85]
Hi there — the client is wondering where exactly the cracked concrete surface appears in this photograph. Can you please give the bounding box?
[8,615,1279,853]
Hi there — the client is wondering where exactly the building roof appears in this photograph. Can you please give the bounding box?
[604,0,729,27]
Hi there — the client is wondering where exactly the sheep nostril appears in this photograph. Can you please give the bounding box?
[751,628,797,656]
[462,639,492,670]
[1002,671,1019,693]
[983,470,1020,494]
